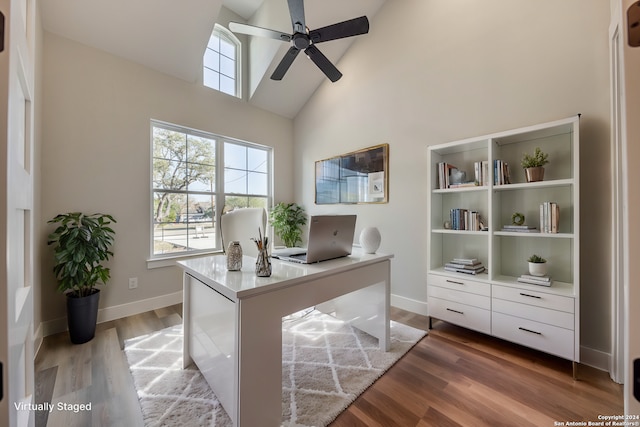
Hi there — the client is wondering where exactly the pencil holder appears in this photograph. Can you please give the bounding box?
[255,247,272,277]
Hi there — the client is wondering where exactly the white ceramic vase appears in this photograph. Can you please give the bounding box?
[360,227,381,254]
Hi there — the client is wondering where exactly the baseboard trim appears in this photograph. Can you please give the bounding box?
[580,345,610,373]
[391,294,428,316]
[39,291,184,340]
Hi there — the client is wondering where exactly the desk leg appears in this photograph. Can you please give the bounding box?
[236,298,283,427]
[329,260,391,351]
[182,272,193,369]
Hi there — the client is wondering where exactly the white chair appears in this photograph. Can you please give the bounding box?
[220,207,267,258]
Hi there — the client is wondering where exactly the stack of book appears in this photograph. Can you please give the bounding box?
[501,224,539,233]
[473,160,490,186]
[494,160,511,185]
[517,274,552,286]
[437,162,457,189]
[444,258,486,275]
[540,202,560,233]
[450,209,482,231]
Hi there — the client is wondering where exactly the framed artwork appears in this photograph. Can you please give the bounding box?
[315,144,389,204]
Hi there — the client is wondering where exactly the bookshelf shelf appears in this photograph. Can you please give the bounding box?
[493,231,574,239]
[493,178,574,191]
[427,115,580,368]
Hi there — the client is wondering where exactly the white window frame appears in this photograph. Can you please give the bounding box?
[148,120,272,267]
[204,24,242,98]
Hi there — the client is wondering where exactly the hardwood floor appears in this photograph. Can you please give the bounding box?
[35,305,622,427]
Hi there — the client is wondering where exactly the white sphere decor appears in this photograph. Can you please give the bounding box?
[360,227,381,254]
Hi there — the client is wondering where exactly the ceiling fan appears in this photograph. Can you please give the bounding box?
[228,0,369,82]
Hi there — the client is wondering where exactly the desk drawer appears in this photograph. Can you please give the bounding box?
[428,274,490,297]
[492,312,574,360]
[428,285,490,310]
[429,297,490,334]
[493,284,574,313]
[492,298,574,330]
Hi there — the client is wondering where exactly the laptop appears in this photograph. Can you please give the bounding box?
[273,215,357,264]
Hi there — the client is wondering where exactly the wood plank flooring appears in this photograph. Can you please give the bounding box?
[34,305,622,427]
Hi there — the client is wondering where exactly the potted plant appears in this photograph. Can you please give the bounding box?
[47,212,116,344]
[521,147,549,182]
[527,254,548,277]
[269,202,306,248]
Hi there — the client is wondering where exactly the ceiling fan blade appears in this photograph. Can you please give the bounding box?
[309,16,370,44]
[287,0,306,33]
[271,47,301,80]
[229,22,291,42]
[304,45,342,82]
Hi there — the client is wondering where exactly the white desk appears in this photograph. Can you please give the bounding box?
[178,250,392,427]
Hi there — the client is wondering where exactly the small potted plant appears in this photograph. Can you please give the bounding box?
[527,254,548,277]
[269,202,306,248]
[47,212,116,344]
[521,147,549,182]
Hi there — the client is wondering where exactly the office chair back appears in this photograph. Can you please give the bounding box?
[220,208,267,258]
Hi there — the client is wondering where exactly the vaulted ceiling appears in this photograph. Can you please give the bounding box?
[40,0,385,118]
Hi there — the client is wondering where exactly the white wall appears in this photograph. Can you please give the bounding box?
[294,0,612,355]
[39,32,294,326]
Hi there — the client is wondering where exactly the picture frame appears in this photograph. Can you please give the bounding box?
[315,143,389,204]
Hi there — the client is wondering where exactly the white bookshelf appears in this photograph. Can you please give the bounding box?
[426,115,580,372]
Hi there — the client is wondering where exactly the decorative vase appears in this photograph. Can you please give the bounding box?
[524,166,545,183]
[360,227,381,254]
[226,241,243,271]
[528,262,548,277]
[255,248,272,277]
[66,289,100,344]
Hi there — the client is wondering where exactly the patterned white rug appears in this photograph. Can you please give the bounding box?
[124,310,426,427]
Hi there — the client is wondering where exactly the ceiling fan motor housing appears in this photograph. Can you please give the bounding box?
[292,33,310,50]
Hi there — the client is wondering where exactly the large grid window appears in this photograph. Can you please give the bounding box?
[151,121,271,258]
[204,24,240,97]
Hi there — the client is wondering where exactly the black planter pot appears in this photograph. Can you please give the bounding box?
[66,289,100,344]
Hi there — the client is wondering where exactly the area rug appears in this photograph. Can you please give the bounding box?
[124,310,426,427]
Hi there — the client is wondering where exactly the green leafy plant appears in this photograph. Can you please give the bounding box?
[521,147,549,168]
[269,203,306,248]
[527,254,547,263]
[47,212,117,297]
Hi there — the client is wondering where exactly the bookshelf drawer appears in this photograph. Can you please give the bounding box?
[428,285,490,310]
[493,284,574,313]
[492,312,574,360]
[428,274,490,297]
[429,297,491,334]
[492,298,574,330]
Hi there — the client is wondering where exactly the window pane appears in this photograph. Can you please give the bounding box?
[248,172,268,196]
[220,75,236,96]
[187,135,216,191]
[153,160,187,190]
[208,34,220,52]
[220,38,235,58]
[224,142,246,169]
[248,147,268,173]
[220,56,235,77]
[204,48,220,72]
[204,68,219,90]
[225,168,247,194]
[153,191,187,254]
[248,197,268,209]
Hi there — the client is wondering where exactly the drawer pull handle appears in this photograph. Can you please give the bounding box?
[518,327,542,335]
[446,280,464,285]
[519,293,541,299]
[446,308,464,315]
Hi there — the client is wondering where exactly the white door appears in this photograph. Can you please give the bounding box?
[0,0,36,426]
